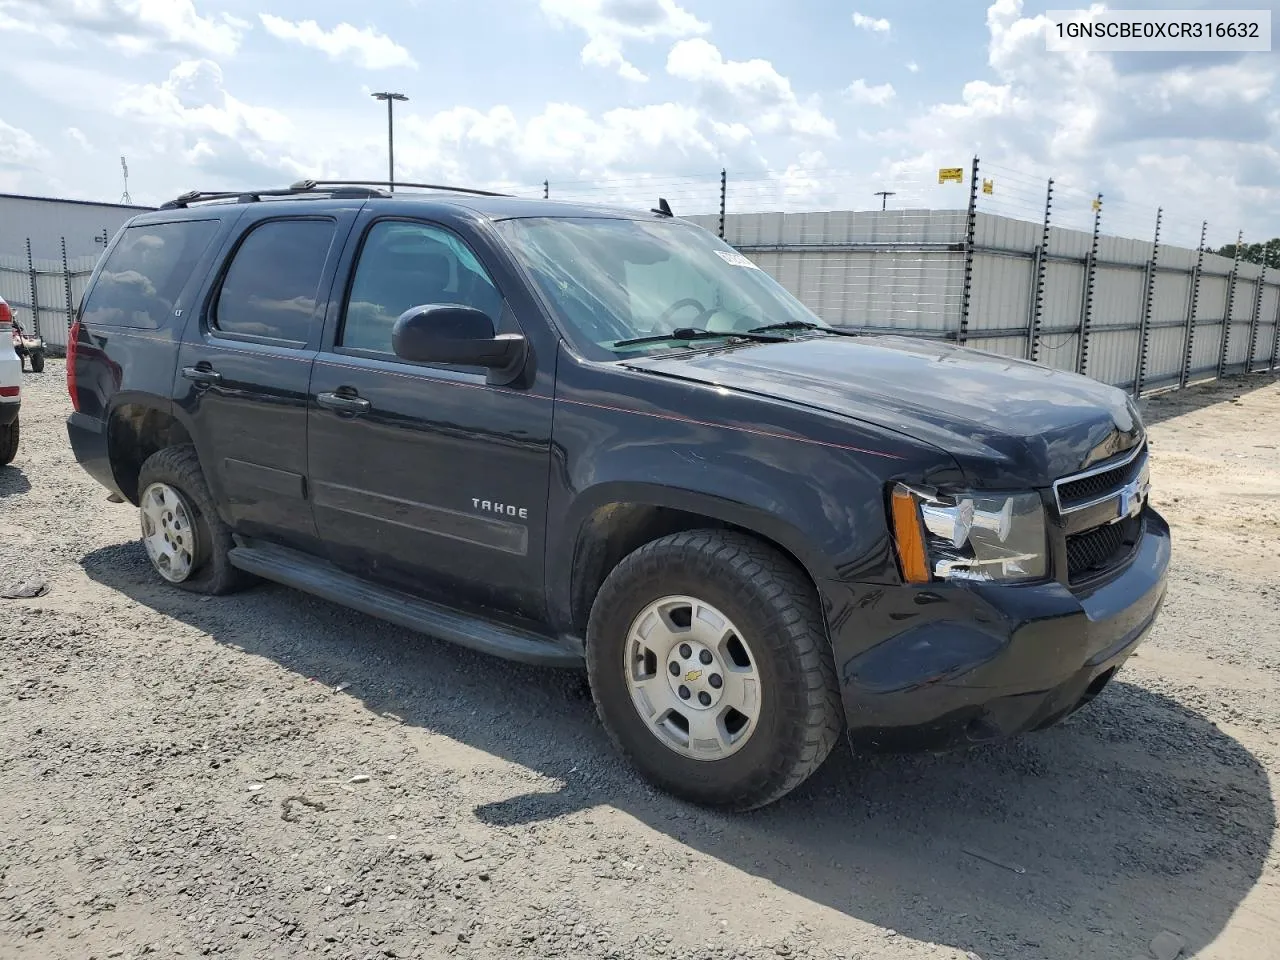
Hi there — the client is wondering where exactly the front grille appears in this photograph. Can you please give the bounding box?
[1066,516,1141,584]
[1056,445,1147,509]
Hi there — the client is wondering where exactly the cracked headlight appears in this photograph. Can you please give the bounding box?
[890,484,1047,584]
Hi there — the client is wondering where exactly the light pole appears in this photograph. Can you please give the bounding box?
[874,190,896,211]
[371,91,408,190]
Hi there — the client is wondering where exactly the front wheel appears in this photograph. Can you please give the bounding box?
[586,530,843,810]
[28,351,44,373]
[0,418,18,466]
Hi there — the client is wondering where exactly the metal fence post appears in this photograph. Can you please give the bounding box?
[958,155,980,345]
[1133,207,1162,396]
[718,168,727,240]
[1217,230,1243,379]
[1076,193,1103,376]
[61,237,74,331]
[543,180,549,199]
[1270,261,1280,372]
[25,238,40,339]
[1179,221,1207,389]
[1028,178,1054,363]
[1245,240,1270,374]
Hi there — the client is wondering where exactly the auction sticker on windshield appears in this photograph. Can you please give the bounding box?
[716,250,761,269]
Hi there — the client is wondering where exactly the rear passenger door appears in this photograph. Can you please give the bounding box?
[176,211,356,553]
[307,216,553,620]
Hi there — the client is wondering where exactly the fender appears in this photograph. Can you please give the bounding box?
[543,358,941,632]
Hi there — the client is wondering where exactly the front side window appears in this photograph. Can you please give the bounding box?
[494,217,828,359]
[82,220,220,329]
[214,219,337,343]
[341,220,504,353]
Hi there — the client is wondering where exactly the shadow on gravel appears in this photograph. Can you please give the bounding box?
[0,465,31,497]
[1140,372,1277,426]
[83,541,1274,959]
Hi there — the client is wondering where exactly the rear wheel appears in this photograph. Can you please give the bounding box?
[586,530,843,810]
[28,351,44,373]
[136,445,250,595]
[0,418,18,466]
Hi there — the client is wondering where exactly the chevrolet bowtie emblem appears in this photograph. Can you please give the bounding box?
[1118,475,1147,519]
[685,670,703,683]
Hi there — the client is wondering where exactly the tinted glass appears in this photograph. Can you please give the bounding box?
[342,221,504,353]
[81,220,219,329]
[215,219,336,343]
[496,217,826,359]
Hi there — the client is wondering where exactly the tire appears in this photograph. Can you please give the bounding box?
[586,529,843,811]
[136,444,250,595]
[0,418,17,467]
[29,351,44,373]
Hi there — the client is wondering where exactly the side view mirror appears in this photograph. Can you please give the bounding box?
[391,304,528,382]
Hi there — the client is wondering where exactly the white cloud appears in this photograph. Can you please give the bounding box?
[116,60,291,142]
[852,12,890,33]
[905,60,919,73]
[540,0,708,81]
[0,117,46,168]
[667,38,837,139]
[581,37,649,82]
[846,79,896,106]
[65,127,92,151]
[876,0,1279,236]
[258,15,416,70]
[0,0,248,56]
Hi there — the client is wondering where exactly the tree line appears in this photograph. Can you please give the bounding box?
[1214,240,1280,268]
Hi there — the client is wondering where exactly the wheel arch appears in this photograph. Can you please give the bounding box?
[559,482,836,638]
[105,395,198,504]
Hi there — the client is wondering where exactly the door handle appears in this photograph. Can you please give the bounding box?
[181,365,222,385]
[316,390,371,414]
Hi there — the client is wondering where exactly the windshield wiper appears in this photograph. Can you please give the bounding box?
[613,327,784,348]
[747,320,857,336]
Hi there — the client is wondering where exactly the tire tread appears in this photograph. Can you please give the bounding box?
[587,529,843,810]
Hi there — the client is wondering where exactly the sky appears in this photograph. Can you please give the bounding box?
[0,0,1276,247]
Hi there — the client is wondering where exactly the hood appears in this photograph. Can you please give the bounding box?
[623,335,1143,487]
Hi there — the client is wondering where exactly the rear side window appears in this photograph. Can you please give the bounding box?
[214,219,337,344]
[81,220,219,329]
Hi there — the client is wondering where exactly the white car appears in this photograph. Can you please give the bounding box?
[0,295,21,466]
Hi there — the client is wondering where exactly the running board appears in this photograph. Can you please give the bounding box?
[228,542,583,668]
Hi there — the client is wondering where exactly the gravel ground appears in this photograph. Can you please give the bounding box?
[2,361,1279,960]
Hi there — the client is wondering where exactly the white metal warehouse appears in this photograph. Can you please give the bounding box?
[0,193,153,346]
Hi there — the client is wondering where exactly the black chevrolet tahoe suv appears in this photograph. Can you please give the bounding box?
[66,180,1170,810]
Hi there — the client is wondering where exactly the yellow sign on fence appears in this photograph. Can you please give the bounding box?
[982,178,994,195]
[938,167,965,184]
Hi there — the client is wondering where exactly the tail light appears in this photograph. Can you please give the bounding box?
[67,318,82,412]
[0,299,11,334]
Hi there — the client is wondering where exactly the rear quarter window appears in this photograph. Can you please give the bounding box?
[81,220,220,330]
[212,219,337,344]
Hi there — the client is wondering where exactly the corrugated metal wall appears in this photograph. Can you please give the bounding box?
[0,251,97,350]
[0,194,150,262]
[2,198,1276,389]
[691,209,1280,395]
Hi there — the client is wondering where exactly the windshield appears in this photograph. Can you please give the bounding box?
[494,217,829,358]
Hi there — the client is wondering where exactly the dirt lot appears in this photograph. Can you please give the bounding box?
[2,361,1279,960]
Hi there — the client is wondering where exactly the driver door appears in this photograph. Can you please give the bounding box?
[307,217,553,620]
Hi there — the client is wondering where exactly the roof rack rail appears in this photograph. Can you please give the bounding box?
[160,179,512,210]
[160,183,391,210]
[293,179,513,198]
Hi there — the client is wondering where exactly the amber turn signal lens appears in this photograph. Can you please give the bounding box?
[891,487,931,584]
